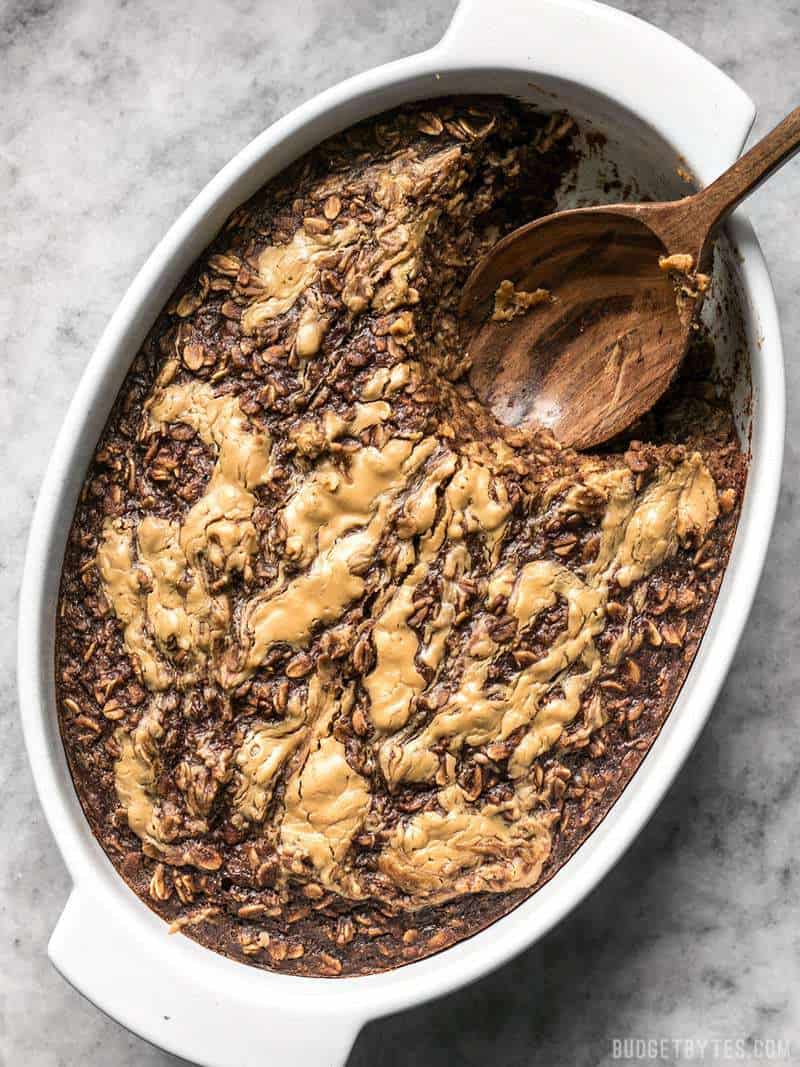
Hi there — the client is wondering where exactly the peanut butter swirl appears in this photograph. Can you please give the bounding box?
[102,363,718,901]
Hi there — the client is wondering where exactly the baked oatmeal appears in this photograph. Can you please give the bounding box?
[56,97,746,976]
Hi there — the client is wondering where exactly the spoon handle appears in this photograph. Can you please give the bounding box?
[694,106,800,232]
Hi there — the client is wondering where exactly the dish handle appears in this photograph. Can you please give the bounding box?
[436,0,756,178]
[50,889,364,1067]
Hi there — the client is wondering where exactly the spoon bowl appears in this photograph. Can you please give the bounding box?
[461,106,800,450]
[462,208,685,449]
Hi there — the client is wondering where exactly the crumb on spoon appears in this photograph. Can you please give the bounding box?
[491,279,552,321]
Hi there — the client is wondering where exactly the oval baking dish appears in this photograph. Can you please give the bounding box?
[18,1,784,1064]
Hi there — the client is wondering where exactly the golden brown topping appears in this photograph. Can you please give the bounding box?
[378,784,554,902]
[242,221,361,332]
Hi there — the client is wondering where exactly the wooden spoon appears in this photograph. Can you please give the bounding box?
[460,107,800,450]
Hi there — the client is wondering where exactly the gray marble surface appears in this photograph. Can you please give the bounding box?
[2,1,799,1064]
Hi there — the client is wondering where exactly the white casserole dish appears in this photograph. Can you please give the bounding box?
[17,1,785,1064]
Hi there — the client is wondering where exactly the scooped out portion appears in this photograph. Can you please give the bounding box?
[57,97,745,976]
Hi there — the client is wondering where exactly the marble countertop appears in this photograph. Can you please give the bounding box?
[2,1,799,1064]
